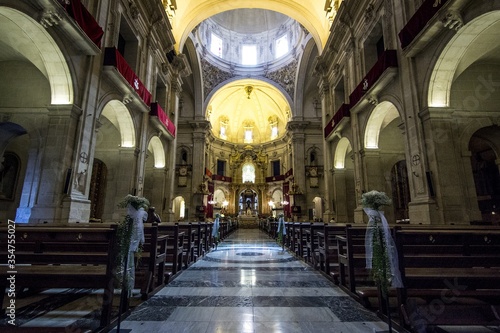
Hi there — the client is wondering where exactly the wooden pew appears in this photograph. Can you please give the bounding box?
[335,225,373,298]
[134,224,167,299]
[177,222,197,268]
[156,223,185,281]
[316,223,349,275]
[394,228,500,331]
[304,222,326,267]
[0,224,118,329]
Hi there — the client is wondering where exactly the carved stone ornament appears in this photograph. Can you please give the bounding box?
[40,10,62,28]
[441,11,463,31]
[367,95,378,105]
[129,3,139,20]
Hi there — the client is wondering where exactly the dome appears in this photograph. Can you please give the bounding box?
[191,9,307,71]
[207,79,290,144]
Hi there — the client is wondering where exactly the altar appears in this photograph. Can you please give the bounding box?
[238,215,259,228]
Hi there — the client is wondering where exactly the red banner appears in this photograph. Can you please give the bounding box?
[60,0,103,47]
[324,104,350,138]
[349,50,397,107]
[150,103,176,137]
[399,0,448,49]
[104,47,152,105]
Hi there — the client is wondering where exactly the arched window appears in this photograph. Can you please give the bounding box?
[242,163,255,183]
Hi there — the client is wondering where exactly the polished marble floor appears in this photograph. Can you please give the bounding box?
[116,228,392,333]
[3,228,499,333]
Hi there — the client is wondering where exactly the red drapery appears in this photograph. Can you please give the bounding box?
[398,0,449,49]
[104,47,152,106]
[324,104,350,138]
[349,50,398,107]
[150,103,176,137]
[60,0,103,47]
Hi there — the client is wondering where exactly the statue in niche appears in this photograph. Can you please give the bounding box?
[246,199,252,215]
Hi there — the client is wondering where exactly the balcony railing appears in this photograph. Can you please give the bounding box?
[103,47,152,106]
[398,0,449,49]
[58,0,103,47]
[150,103,176,138]
[324,103,350,138]
[349,50,398,108]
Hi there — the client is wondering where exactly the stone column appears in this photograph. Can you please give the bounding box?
[288,122,307,213]
[318,76,335,221]
[190,121,210,220]
[164,79,182,222]
[351,112,366,223]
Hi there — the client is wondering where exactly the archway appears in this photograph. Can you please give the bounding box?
[172,0,334,53]
[93,100,137,221]
[428,11,500,107]
[173,196,186,221]
[363,101,406,224]
[312,196,323,221]
[332,137,355,223]
[0,8,74,105]
[239,188,258,216]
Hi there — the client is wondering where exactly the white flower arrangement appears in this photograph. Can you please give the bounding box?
[361,190,392,210]
[118,194,150,210]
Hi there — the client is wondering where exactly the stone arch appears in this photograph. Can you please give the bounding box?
[101,100,136,148]
[0,7,73,104]
[173,0,329,53]
[334,137,352,169]
[428,10,500,107]
[173,195,186,221]
[364,101,400,149]
[148,136,165,168]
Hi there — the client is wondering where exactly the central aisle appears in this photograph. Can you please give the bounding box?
[118,228,392,333]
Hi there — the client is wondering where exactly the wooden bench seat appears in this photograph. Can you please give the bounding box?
[394,228,500,331]
[177,222,197,268]
[304,223,326,267]
[0,224,118,329]
[156,223,185,280]
[317,224,349,275]
[134,224,167,299]
[334,226,373,297]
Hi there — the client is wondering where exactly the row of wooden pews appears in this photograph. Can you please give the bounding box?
[0,219,238,331]
[261,220,500,332]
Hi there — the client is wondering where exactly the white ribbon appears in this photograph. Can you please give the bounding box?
[127,205,146,252]
[212,217,220,238]
[277,216,286,235]
[125,204,147,292]
[363,208,403,288]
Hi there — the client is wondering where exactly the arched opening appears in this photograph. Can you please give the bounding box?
[239,188,258,216]
[312,196,323,221]
[173,196,186,221]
